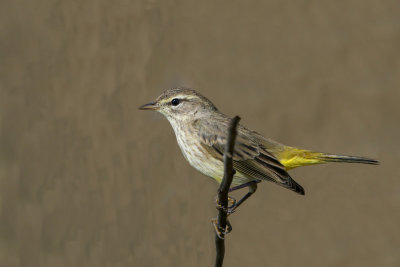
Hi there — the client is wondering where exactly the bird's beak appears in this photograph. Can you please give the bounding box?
[138,101,159,111]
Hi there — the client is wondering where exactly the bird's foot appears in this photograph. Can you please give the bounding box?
[211,218,232,239]
[215,196,236,213]
[228,196,236,207]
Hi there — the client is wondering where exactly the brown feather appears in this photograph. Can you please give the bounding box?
[193,116,305,195]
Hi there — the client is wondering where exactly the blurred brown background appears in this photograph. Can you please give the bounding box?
[1,0,399,266]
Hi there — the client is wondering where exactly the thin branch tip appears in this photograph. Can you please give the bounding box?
[214,116,241,267]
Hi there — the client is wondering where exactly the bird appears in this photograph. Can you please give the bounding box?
[139,87,379,214]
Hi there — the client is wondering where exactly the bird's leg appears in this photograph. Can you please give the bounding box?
[215,180,261,214]
[227,180,260,215]
[229,180,261,192]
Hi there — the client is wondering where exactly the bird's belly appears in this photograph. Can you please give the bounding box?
[176,137,252,186]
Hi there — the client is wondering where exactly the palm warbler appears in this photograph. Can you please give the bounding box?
[139,88,379,213]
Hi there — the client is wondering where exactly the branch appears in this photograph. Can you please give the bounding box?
[214,116,241,267]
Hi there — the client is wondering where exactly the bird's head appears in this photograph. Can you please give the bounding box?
[139,88,218,122]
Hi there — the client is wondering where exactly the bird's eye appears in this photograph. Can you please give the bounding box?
[171,98,180,106]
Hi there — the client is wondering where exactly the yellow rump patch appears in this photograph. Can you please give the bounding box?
[277,148,326,170]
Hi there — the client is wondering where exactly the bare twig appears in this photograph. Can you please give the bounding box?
[214,116,241,267]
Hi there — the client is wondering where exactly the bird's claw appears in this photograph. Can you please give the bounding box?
[215,196,236,214]
[211,218,232,239]
[228,196,236,207]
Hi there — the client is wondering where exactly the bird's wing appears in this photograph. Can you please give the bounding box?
[193,118,304,195]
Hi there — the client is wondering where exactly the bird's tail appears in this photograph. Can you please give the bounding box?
[318,153,379,165]
[276,147,379,170]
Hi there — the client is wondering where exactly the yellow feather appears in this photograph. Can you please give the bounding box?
[276,148,326,170]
